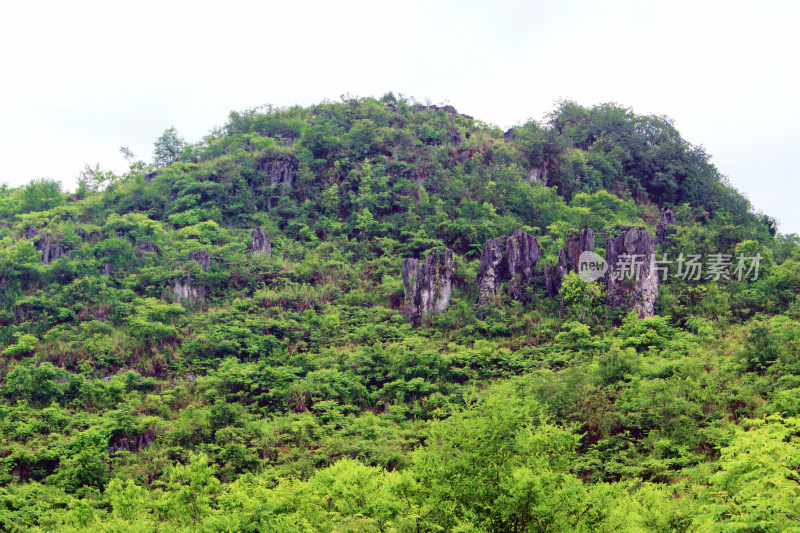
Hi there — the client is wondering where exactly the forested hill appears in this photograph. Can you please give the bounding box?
[0,95,798,531]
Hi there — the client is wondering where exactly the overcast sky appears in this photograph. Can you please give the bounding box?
[1,0,798,232]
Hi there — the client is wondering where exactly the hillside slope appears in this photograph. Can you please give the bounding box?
[0,95,798,531]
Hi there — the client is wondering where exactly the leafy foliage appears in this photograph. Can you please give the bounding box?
[0,95,796,531]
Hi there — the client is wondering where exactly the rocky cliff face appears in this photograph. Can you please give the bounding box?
[137,240,160,254]
[173,250,212,302]
[261,157,298,189]
[135,240,160,262]
[37,233,65,265]
[251,227,271,255]
[656,208,677,242]
[544,228,595,295]
[401,258,422,321]
[477,238,505,306]
[477,230,542,305]
[505,230,543,301]
[173,273,207,303]
[402,248,453,324]
[529,162,550,184]
[543,264,558,297]
[188,250,211,272]
[604,228,658,318]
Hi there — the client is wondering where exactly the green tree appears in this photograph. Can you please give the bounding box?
[562,272,605,322]
[153,126,189,167]
[19,178,63,213]
[695,415,800,531]
[76,163,120,194]
[412,384,607,532]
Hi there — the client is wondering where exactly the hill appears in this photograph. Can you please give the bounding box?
[0,94,798,531]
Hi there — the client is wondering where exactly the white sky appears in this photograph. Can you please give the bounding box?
[1,0,798,232]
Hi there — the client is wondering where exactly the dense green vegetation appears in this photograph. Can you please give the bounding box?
[0,95,798,531]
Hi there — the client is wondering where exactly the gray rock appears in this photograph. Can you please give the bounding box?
[505,230,542,301]
[401,258,422,322]
[402,248,454,324]
[656,208,677,242]
[529,162,550,184]
[543,264,559,297]
[188,250,211,272]
[477,238,505,306]
[100,262,112,276]
[477,230,543,305]
[546,228,595,294]
[251,227,271,255]
[604,228,658,318]
[109,432,154,455]
[37,233,65,265]
[75,228,87,240]
[446,128,462,145]
[137,240,160,254]
[420,248,453,314]
[23,227,38,239]
[173,273,207,303]
[135,240,161,262]
[261,157,298,189]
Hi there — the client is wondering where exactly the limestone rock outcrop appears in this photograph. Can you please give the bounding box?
[251,227,271,255]
[604,228,658,318]
[100,262,112,276]
[543,264,559,297]
[505,230,543,301]
[260,157,298,189]
[37,233,65,265]
[401,225,661,322]
[135,240,161,262]
[188,250,211,272]
[402,248,454,324]
[172,250,212,302]
[656,208,677,242]
[544,228,595,295]
[477,230,543,305]
[137,240,160,253]
[529,162,550,184]
[173,273,207,303]
[401,258,422,321]
[477,238,505,306]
